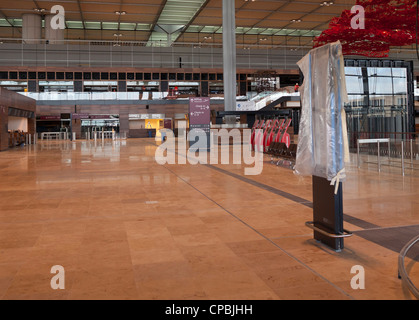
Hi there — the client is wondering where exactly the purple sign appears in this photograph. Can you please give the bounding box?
[189,97,210,126]
[164,119,172,129]
[72,113,90,120]
[89,115,111,120]
[40,116,61,121]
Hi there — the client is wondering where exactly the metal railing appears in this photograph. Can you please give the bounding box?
[352,132,417,143]
[398,235,419,299]
[0,38,309,69]
[9,132,37,147]
[40,131,69,140]
[356,137,419,175]
[1,37,419,70]
[22,91,168,101]
[86,131,127,140]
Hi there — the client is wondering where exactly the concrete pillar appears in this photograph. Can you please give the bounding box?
[22,14,42,44]
[27,117,36,138]
[222,0,237,124]
[119,113,129,138]
[72,119,82,140]
[44,14,65,44]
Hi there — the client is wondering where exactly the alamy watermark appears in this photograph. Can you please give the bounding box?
[351,265,366,290]
[154,123,265,176]
[50,265,65,290]
[46,4,365,30]
[45,4,365,32]
[351,5,365,30]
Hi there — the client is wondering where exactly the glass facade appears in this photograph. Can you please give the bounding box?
[343,60,414,148]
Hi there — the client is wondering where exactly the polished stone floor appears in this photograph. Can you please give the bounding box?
[0,138,418,300]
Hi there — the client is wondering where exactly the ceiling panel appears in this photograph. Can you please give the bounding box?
[236,10,273,20]
[197,8,222,18]
[192,16,223,26]
[238,1,286,11]
[279,2,320,13]
[300,13,335,23]
[0,0,363,49]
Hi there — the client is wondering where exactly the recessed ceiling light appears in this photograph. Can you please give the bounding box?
[291,19,302,23]
[34,8,46,13]
[320,1,333,6]
[113,33,122,37]
[115,11,126,15]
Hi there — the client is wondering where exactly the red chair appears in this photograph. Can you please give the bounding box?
[250,119,262,147]
[255,120,270,152]
[280,119,292,147]
[264,119,282,152]
[252,120,265,151]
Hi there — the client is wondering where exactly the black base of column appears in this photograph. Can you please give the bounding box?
[312,175,344,251]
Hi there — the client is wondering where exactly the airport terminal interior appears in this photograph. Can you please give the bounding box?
[0,0,419,301]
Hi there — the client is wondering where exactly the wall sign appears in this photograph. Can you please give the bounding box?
[189,97,210,151]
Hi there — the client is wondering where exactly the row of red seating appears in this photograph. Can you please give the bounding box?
[250,118,292,152]
[250,118,297,168]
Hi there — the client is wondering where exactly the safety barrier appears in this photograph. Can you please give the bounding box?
[8,131,37,148]
[86,131,126,141]
[357,138,419,176]
[40,132,70,141]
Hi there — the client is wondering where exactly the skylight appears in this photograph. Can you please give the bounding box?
[146,0,208,46]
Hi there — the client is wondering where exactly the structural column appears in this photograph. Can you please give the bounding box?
[22,14,42,44]
[28,117,36,137]
[119,109,129,138]
[222,0,237,124]
[45,14,65,45]
[71,118,82,140]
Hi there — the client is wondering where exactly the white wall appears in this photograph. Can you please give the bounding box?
[129,120,145,129]
[8,116,28,132]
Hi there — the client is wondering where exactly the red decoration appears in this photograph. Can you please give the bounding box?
[313,0,416,57]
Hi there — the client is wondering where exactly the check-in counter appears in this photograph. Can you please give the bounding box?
[0,88,36,151]
[129,129,156,138]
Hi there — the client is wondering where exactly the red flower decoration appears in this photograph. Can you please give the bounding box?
[313,0,416,57]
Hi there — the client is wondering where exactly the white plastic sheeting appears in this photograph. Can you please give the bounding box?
[295,41,350,193]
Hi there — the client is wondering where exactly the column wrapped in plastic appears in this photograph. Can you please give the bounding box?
[295,41,349,184]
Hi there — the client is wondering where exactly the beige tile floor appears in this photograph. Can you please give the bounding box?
[0,138,418,300]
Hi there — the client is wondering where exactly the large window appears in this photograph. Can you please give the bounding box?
[344,60,414,147]
[345,67,364,95]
